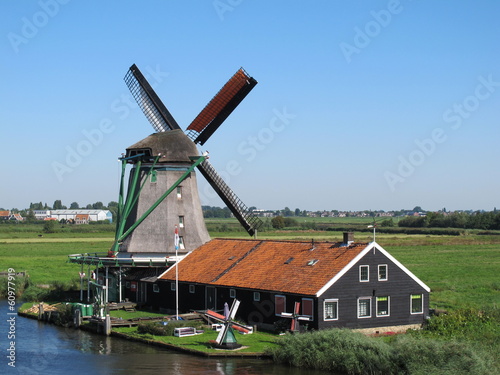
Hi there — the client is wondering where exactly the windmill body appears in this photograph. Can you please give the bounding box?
[119,130,210,256]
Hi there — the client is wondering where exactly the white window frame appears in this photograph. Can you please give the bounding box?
[176,186,182,199]
[189,284,195,294]
[323,299,339,321]
[179,236,185,250]
[376,296,390,317]
[170,282,176,291]
[153,284,160,293]
[357,297,371,318]
[359,265,369,282]
[410,294,424,314]
[179,216,184,228]
[253,291,260,302]
[378,264,388,281]
[229,289,236,298]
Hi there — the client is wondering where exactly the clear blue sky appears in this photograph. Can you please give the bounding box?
[1,1,499,212]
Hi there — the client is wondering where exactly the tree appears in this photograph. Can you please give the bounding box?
[412,206,424,213]
[43,220,57,233]
[271,216,285,229]
[70,202,79,209]
[294,208,301,216]
[92,202,104,209]
[53,200,63,209]
[25,209,36,222]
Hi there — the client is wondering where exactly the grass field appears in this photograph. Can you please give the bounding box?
[1,220,499,310]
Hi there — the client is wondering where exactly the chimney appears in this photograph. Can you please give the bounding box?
[343,232,354,246]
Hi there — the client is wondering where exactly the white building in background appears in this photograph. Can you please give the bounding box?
[49,210,113,223]
[33,210,51,220]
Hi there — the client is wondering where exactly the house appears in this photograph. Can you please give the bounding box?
[152,234,430,332]
[50,209,113,223]
[74,214,89,225]
[10,213,23,221]
[0,211,23,221]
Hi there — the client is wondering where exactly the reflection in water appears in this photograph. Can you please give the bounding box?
[1,301,326,375]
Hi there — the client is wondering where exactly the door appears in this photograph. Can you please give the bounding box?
[206,287,216,310]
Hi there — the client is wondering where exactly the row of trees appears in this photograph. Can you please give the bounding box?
[202,206,233,218]
[28,200,115,211]
[398,211,500,230]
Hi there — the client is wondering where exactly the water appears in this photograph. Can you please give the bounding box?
[0,300,325,375]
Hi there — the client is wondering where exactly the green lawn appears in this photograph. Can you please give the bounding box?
[0,240,112,285]
[113,325,278,354]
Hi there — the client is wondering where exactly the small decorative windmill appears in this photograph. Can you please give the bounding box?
[111,64,263,257]
[280,302,311,333]
[205,299,252,349]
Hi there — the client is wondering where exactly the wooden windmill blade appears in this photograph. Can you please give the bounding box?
[186,68,257,145]
[281,302,311,332]
[124,64,181,132]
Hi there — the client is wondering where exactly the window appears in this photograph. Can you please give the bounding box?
[275,295,286,316]
[179,216,184,228]
[153,284,160,293]
[360,265,369,282]
[130,282,137,291]
[179,236,185,250]
[376,296,390,316]
[189,285,195,294]
[358,297,371,318]
[378,265,388,281]
[324,299,338,320]
[411,294,423,314]
[253,292,260,302]
[230,289,236,298]
[125,282,130,289]
[170,282,176,291]
[302,298,314,319]
[150,170,157,183]
[176,186,182,199]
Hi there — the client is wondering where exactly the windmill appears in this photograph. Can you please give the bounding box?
[205,299,250,349]
[280,302,311,333]
[111,64,263,257]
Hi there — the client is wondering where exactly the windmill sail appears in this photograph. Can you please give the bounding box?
[197,159,262,236]
[186,68,257,145]
[124,64,181,132]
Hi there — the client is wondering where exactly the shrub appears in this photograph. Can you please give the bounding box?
[268,327,497,374]
[268,329,398,374]
[138,320,205,337]
[392,335,493,375]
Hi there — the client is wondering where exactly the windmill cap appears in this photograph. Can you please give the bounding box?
[125,129,199,163]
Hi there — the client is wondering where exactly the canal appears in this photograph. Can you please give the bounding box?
[1,300,326,374]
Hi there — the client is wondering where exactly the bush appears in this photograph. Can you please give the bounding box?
[392,335,492,375]
[138,320,205,337]
[268,329,398,374]
[268,327,497,374]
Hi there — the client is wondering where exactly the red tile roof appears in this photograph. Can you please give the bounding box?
[160,238,368,296]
